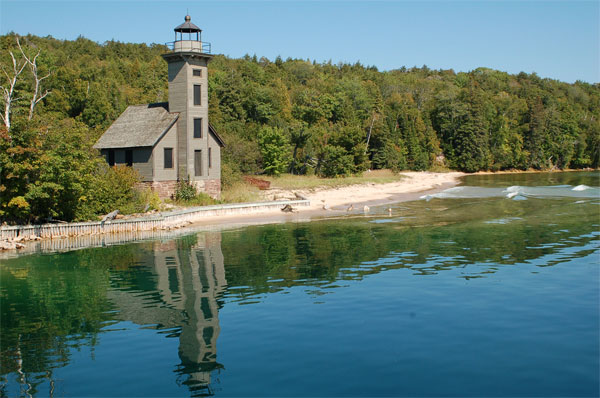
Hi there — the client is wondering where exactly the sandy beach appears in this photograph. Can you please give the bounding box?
[0,171,466,256]
[189,171,465,228]
[298,171,465,211]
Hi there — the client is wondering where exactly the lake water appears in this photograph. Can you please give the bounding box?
[1,172,599,397]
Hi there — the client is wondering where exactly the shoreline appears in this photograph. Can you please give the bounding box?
[142,171,466,231]
[0,171,464,256]
[5,167,596,257]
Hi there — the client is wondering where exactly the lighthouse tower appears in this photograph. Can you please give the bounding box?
[162,15,221,197]
[95,15,223,199]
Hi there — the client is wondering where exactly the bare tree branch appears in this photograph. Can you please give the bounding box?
[17,36,52,120]
[0,49,27,132]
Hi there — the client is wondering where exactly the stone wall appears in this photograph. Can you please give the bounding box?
[137,181,178,199]
[192,179,221,199]
[138,179,220,199]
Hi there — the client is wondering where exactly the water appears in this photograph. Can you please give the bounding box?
[1,172,599,397]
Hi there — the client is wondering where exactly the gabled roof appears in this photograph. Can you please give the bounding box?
[94,103,179,149]
[209,123,225,147]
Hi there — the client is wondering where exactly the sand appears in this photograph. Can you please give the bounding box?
[299,171,465,211]
[0,172,466,256]
[190,171,465,229]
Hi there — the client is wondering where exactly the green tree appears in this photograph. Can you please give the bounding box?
[257,126,291,175]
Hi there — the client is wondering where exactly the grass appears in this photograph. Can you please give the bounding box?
[166,169,437,207]
[220,181,263,203]
[261,169,407,191]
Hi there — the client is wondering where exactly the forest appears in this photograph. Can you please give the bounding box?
[1,33,599,223]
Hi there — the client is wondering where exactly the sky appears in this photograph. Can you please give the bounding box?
[1,0,598,83]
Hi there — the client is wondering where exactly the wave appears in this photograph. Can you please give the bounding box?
[572,185,590,191]
[421,184,600,201]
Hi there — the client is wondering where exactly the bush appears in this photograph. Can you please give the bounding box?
[174,179,198,202]
[138,189,162,212]
[78,165,147,220]
[174,179,218,206]
[220,161,243,189]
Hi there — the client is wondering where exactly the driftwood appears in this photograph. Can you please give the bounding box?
[281,204,295,213]
[294,192,308,200]
[101,210,119,223]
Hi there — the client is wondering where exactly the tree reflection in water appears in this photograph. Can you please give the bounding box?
[1,233,227,397]
[1,192,598,396]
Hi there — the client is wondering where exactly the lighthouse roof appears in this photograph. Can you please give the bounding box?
[174,15,202,33]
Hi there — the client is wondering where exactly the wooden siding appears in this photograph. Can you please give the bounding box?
[132,148,153,180]
[207,129,221,179]
[167,59,188,179]
[166,55,210,182]
[153,123,178,181]
[100,148,153,181]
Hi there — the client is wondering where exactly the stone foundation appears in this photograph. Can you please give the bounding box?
[136,181,178,199]
[192,179,221,199]
[137,179,221,200]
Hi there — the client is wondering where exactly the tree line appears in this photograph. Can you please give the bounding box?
[1,33,598,223]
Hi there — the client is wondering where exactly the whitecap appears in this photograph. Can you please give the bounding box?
[503,186,522,198]
[572,185,590,191]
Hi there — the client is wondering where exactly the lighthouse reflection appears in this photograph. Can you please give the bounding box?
[107,232,226,396]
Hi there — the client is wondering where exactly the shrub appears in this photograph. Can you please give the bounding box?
[174,179,198,202]
[220,161,243,189]
[78,165,146,220]
[174,179,218,206]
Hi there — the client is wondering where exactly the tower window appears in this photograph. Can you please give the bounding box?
[193,69,202,77]
[194,150,202,176]
[193,84,201,106]
[194,118,203,138]
[208,147,212,168]
[164,148,173,169]
[125,149,133,166]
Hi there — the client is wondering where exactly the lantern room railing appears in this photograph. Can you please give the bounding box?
[165,41,211,54]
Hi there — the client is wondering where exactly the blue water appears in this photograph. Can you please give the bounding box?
[1,172,599,397]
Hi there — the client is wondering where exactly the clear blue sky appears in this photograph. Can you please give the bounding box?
[1,0,598,83]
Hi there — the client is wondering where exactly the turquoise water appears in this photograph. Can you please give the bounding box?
[1,172,599,397]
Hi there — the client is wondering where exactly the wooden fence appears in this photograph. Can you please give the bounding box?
[0,199,310,240]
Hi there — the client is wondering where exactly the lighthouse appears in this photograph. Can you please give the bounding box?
[95,15,224,199]
[162,15,222,196]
